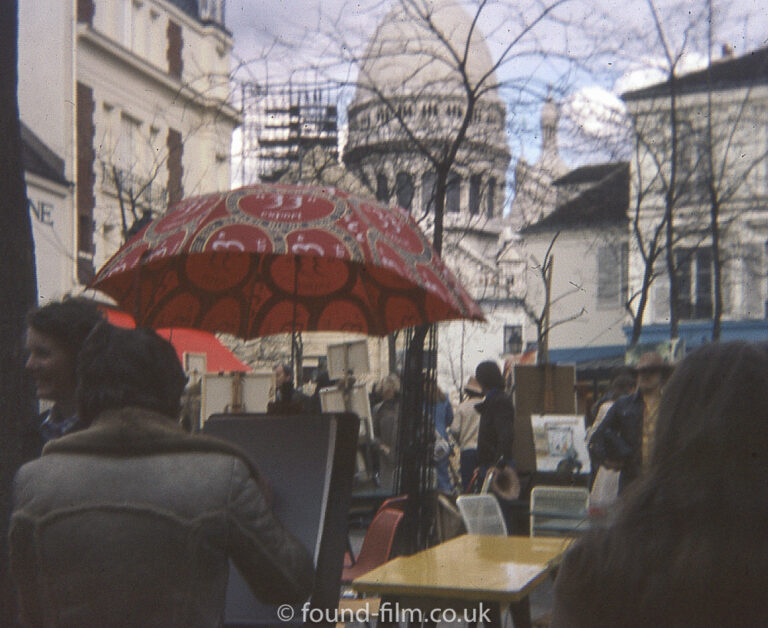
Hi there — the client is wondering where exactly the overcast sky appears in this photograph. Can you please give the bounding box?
[225,0,768,163]
[226,0,767,82]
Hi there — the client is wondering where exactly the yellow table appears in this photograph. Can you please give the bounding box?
[351,534,571,627]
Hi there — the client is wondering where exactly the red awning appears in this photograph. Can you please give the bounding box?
[102,308,251,373]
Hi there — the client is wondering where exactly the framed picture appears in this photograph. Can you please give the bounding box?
[532,414,591,474]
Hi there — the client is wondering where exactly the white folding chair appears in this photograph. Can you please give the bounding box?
[455,494,508,536]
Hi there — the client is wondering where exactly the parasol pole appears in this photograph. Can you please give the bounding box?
[290,254,299,386]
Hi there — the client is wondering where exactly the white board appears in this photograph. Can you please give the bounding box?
[532,414,591,474]
[327,339,369,379]
[319,382,373,439]
[201,372,274,423]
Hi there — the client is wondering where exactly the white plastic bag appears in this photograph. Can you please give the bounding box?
[590,465,620,508]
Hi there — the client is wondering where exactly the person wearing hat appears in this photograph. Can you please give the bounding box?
[588,351,673,491]
[451,376,484,491]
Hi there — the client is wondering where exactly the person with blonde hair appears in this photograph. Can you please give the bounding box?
[372,374,401,492]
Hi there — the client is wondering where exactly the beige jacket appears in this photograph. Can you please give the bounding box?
[452,398,481,451]
[10,407,314,628]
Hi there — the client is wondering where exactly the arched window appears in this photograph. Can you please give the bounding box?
[446,172,461,213]
[395,172,415,211]
[486,177,496,217]
[376,173,389,203]
[469,174,482,215]
[421,171,436,214]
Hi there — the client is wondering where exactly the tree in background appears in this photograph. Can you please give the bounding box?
[0,1,38,622]
[700,3,768,340]
[622,0,768,345]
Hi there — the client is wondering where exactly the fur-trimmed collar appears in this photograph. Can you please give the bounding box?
[43,406,264,482]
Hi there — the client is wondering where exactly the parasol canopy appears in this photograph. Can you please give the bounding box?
[91,183,484,338]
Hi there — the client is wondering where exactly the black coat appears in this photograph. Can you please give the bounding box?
[475,389,515,468]
[588,391,644,490]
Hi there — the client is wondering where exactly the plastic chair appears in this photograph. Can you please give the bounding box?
[374,494,408,517]
[529,486,590,537]
[455,494,508,536]
[341,507,405,583]
[345,495,408,567]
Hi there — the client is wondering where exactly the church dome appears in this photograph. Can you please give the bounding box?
[344,0,510,226]
[352,0,501,106]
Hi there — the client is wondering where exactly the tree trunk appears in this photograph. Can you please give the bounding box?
[704,16,723,342]
[432,163,448,256]
[0,1,39,623]
[709,186,723,341]
[629,260,655,348]
[539,255,553,365]
[665,82,680,340]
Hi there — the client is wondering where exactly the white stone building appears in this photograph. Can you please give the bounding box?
[518,162,630,360]
[513,45,768,373]
[344,0,526,393]
[621,45,768,348]
[18,0,239,298]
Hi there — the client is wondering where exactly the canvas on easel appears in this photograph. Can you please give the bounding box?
[201,372,274,423]
[532,414,591,474]
[327,339,369,380]
[319,382,373,439]
[512,364,576,474]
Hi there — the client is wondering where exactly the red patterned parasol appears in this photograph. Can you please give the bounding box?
[90,183,484,338]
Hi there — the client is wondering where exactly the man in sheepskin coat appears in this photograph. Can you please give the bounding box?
[9,323,314,628]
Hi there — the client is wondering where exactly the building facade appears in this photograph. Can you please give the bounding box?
[519,162,630,363]
[622,46,768,348]
[18,0,239,300]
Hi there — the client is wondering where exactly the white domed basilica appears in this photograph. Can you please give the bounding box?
[344,0,527,389]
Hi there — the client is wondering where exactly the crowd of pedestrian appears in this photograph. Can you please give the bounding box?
[8,294,768,626]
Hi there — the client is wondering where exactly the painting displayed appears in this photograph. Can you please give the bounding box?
[532,414,591,474]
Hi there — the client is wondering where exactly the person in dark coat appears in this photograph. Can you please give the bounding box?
[552,342,768,628]
[588,351,672,491]
[585,366,636,430]
[23,297,104,457]
[10,324,314,627]
[473,360,526,533]
[268,362,312,414]
[474,361,514,470]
